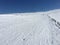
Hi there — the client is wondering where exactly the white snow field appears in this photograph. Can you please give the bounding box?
[0,9,60,45]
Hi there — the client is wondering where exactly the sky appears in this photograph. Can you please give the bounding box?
[0,0,60,14]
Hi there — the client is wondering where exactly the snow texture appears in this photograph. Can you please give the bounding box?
[0,9,60,45]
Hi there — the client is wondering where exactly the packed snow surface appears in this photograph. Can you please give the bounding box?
[0,9,60,45]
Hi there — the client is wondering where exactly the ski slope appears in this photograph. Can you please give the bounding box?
[47,9,60,45]
[0,9,60,45]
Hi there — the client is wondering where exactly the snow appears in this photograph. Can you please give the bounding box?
[47,9,60,22]
[0,9,60,45]
[46,9,60,45]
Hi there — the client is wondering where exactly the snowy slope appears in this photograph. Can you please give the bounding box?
[46,9,60,45]
[0,9,60,45]
[47,9,60,22]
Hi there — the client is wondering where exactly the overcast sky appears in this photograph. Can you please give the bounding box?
[0,0,60,14]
